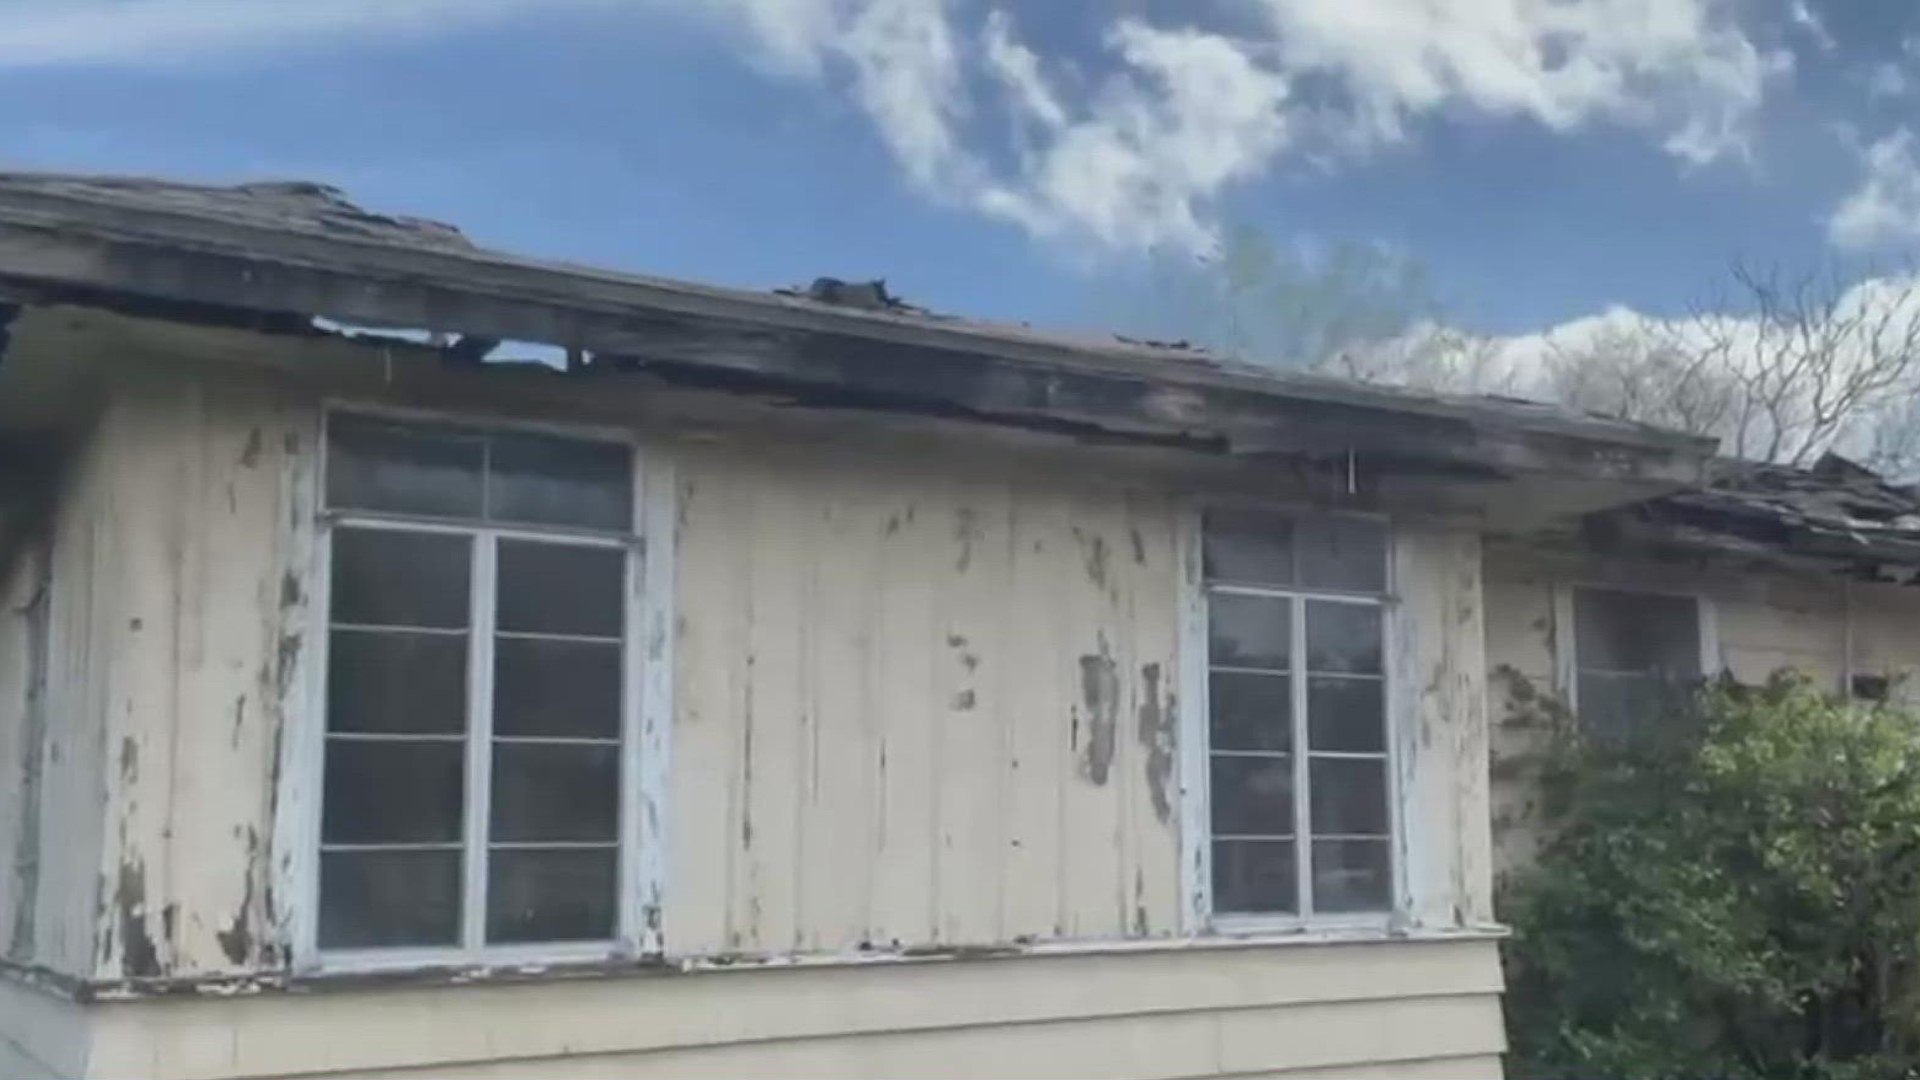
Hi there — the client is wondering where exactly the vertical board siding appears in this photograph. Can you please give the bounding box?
[70,377,313,980]
[667,448,1184,956]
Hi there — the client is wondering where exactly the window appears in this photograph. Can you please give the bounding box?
[1201,509,1392,919]
[314,414,637,957]
[1571,587,1702,740]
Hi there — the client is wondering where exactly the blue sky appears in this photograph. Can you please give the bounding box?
[2,0,1918,344]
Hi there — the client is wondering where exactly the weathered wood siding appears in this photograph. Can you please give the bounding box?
[1483,540,1920,873]
[0,352,1506,1079]
[669,444,1183,954]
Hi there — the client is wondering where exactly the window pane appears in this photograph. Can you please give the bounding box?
[1210,755,1294,836]
[331,529,471,630]
[319,849,461,949]
[1312,839,1391,913]
[1574,589,1700,674]
[1203,509,1294,586]
[327,417,483,519]
[327,629,467,736]
[1308,757,1389,837]
[496,541,624,638]
[491,743,620,844]
[1212,839,1297,915]
[1209,671,1291,753]
[489,433,632,531]
[1308,676,1385,753]
[1297,517,1386,592]
[1306,602,1381,674]
[487,847,617,944]
[1578,671,1688,742]
[322,740,465,845]
[494,638,621,739]
[1208,593,1290,671]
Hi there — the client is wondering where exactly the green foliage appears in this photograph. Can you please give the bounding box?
[1504,674,1920,1080]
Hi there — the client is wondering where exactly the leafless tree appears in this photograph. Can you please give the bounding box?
[1544,264,1920,470]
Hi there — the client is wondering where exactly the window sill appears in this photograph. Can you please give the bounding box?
[36,925,1511,1003]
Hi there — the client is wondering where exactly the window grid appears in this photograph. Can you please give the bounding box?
[311,412,641,965]
[1201,511,1391,923]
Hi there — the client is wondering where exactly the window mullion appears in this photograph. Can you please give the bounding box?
[1291,597,1312,919]
[463,531,499,953]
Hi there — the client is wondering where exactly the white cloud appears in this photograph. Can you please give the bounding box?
[0,0,1787,257]
[1830,128,1920,251]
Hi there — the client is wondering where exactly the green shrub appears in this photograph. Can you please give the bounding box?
[1503,674,1920,1080]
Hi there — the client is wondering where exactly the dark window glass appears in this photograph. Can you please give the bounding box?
[322,740,465,845]
[1208,593,1290,671]
[1311,839,1391,913]
[1308,758,1390,837]
[496,541,624,638]
[1574,589,1700,674]
[494,638,622,739]
[319,849,462,949]
[1203,509,1294,585]
[327,629,467,736]
[1296,517,1386,592]
[327,417,483,519]
[1306,602,1382,674]
[1210,755,1294,837]
[490,743,620,844]
[1307,676,1385,753]
[1212,840,1297,915]
[1209,671,1291,753]
[1578,671,1695,742]
[331,529,471,630]
[487,848,617,944]
[489,433,632,531]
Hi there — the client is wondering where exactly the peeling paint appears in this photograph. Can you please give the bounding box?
[216,829,259,967]
[1135,662,1174,825]
[1077,636,1119,785]
[115,861,160,978]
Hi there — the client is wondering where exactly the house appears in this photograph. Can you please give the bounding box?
[0,173,1721,1080]
[1485,453,1920,872]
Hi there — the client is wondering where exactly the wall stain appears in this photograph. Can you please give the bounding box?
[1078,634,1119,785]
[116,860,160,978]
[1130,527,1147,566]
[1136,662,1175,824]
[238,428,263,469]
[278,571,302,611]
[230,695,247,750]
[951,689,976,711]
[954,507,981,573]
[1075,528,1111,591]
[118,736,139,785]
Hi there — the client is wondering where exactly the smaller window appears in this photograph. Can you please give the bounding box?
[1572,588,1702,739]
[1852,673,1892,703]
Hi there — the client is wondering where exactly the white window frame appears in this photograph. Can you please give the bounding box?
[1176,505,1403,935]
[282,404,676,974]
[1552,583,1720,715]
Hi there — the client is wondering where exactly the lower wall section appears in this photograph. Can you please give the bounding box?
[0,974,90,1080]
[68,938,1504,1080]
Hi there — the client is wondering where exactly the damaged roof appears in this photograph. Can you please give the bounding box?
[1601,454,1920,573]
[0,170,1713,494]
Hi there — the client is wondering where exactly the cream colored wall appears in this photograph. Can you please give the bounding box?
[669,442,1185,952]
[78,939,1503,1080]
[1483,539,1920,874]
[0,347,1506,1080]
